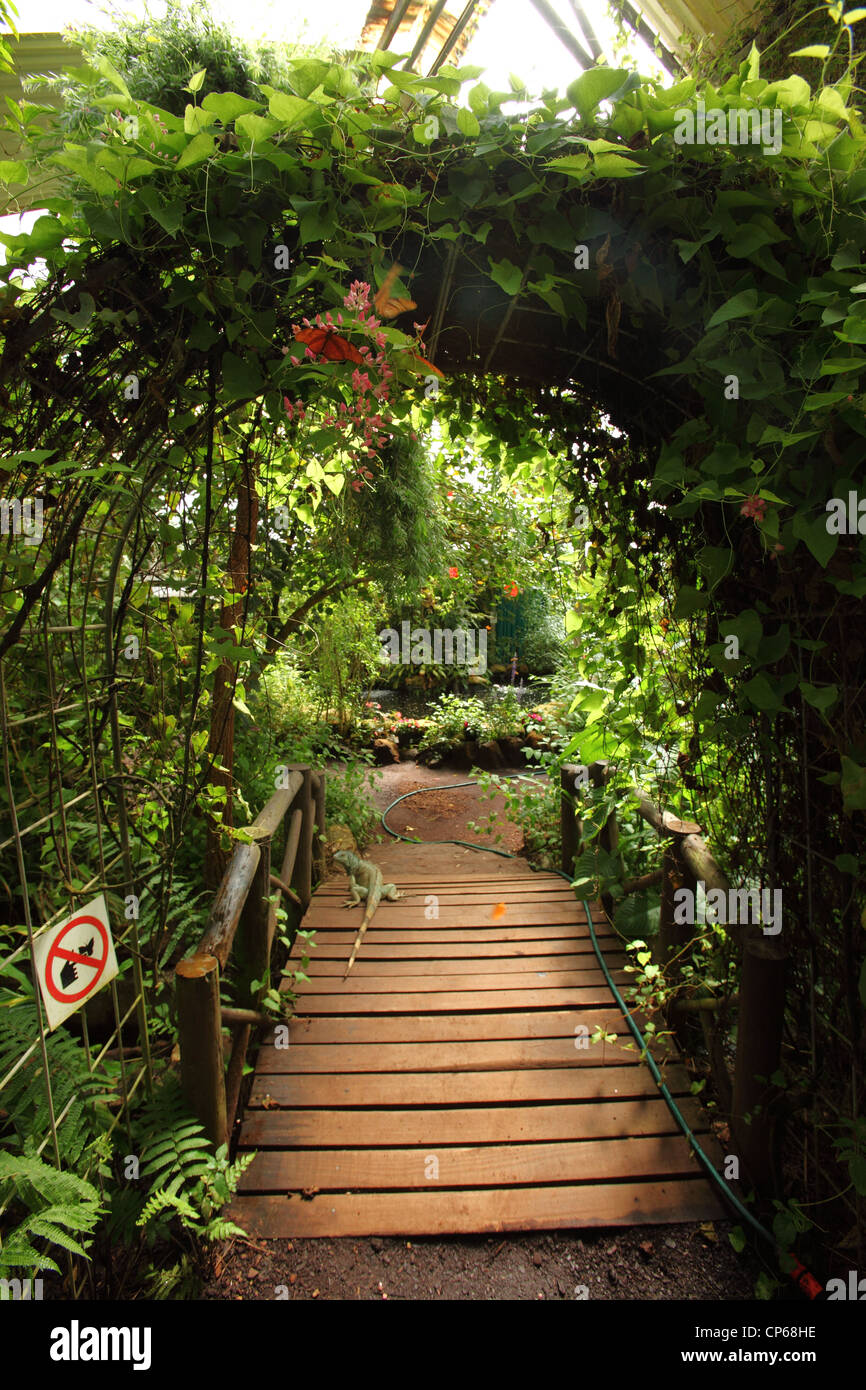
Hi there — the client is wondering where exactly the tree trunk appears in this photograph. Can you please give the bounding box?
[204,454,259,891]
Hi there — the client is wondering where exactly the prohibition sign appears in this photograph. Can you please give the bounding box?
[45,916,110,1003]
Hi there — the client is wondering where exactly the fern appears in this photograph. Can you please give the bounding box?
[0,1150,103,1273]
[129,1075,254,1243]
[0,1005,115,1170]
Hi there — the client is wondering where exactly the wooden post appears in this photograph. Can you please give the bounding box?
[589,762,619,919]
[239,841,271,1007]
[731,940,787,1189]
[654,837,696,970]
[176,953,226,1146]
[312,771,327,884]
[291,766,314,910]
[559,764,580,877]
[223,1022,252,1149]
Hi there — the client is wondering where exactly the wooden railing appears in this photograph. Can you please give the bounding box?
[561,760,788,1190]
[175,766,326,1146]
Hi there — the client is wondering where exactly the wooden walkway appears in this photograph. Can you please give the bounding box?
[227,842,724,1237]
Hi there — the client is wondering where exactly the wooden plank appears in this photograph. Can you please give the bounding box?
[290,968,630,994]
[303,954,628,977]
[246,1062,695,1108]
[282,1008,639,1044]
[254,1036,638,1073]
[298,937,608,958]
[313,889,587,904]
[237,1136,705,1192]
[239,1096,710,1147]
[304,905,592,926]
[284,987,627,1013]
[293,926,615,944]
[226,1178,726,1237]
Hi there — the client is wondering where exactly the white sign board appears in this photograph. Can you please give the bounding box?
[33,894,119,1031]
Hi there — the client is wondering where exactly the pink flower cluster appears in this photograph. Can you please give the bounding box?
[284,290,399,489]
[740,495,767,522]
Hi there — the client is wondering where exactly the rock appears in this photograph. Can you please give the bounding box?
[608,1268,618,1285]
[639,1240,654,1261]
[473,738,506,771]
[557,1278,568,1297]
[371,1237,384,1252]
[373,737,400,765]
[665,1238,676,1250]
[532,1251,543,1268]
[326,823,356,855]
[497,736,526,766]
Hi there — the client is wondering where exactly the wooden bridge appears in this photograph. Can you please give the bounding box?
[223,833,725,1238]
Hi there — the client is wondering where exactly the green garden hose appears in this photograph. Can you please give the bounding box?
[380,777,823,1298]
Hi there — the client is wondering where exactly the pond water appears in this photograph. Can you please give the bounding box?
[364,682,551,719]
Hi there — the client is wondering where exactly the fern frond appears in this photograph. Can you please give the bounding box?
[205,1218,247,1242]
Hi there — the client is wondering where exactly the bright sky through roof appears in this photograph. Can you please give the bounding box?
[12,0,669,92]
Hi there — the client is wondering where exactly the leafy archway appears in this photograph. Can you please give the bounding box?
[2,11,866,1267]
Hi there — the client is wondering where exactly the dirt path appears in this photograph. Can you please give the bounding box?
[363,759,528,856]
[203,763,760,1302]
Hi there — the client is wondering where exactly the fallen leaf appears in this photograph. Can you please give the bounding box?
[289,1273,297,1284]
[699,1222,717,1243]
[491,902,507,920]
[301,1186,319,1199]
[312,1288,319,1298]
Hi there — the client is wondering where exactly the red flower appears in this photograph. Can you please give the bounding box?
[740,495,766,522]
[504,581,519,598]
[448,566,459,578]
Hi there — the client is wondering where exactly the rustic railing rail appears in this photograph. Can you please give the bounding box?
[561,760,787,1190]
[176,766,326,1146]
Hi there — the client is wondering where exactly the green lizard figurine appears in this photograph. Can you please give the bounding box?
[333,850,402,979]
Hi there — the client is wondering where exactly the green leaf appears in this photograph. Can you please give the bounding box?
[457,107,480,137]
[487,257,523,296]
[742,673,783,713]
[0,159,27,184]
[187,68,206,94]
[591,152,642,178]
[706,289,760,329]
[267,92,319,130]
[834,853,859,874]
[792,512,838,567]
[566,68,629,118]
[221,352,264,401]
[673,585,709,617]
[545,154,591,178]
[799,681,838,712]
[176,131,215,170]
[202,91,262,121]
[841,756,866,812]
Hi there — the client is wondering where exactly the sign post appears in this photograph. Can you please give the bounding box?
[33,894,119,1031]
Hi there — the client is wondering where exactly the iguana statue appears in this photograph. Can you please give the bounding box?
[333,850,401,979]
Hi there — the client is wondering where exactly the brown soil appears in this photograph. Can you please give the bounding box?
[202,1224,762,1302]
[203,763,761,1302]
[363,758,529,856]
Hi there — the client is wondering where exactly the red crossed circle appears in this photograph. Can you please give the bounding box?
[45,916,109,1003]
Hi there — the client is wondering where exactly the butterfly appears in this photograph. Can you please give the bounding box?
[293,324,365,365]
[372,263,417,319]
